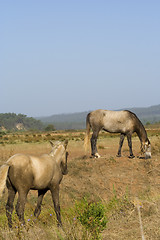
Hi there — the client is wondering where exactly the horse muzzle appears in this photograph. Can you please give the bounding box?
[145,151,151,159]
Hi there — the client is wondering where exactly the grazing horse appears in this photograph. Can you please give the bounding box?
[0,140,69,228]
[84,109,151,159]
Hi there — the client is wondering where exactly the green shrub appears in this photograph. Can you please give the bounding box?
[45,124,55,131]
[75,198,107,239]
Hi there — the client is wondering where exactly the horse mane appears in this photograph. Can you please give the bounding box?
[124,110,147,140]
[124,110,143,125]
[50,141,62,157]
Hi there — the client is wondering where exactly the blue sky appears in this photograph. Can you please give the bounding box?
[1,0,160,117]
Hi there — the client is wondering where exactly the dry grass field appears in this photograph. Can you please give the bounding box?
[0,129,160,239]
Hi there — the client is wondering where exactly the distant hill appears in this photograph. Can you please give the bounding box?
[38,104,160,130]
[38,111,89,130]
[2,105,159,131]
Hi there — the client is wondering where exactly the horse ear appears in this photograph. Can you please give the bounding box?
[145,138,150,146]
[50,141,60,148]
[49,141,54,147]
[64,140,68,149]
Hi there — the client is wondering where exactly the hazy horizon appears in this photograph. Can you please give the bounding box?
[37,103,160,118]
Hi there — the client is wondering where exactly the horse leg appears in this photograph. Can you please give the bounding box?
[16,190,28,226]
[6,184,17,228]
[117,134,125,157]
[50,186,62,227]
[34,189,47,218]
[90,131,100,158]
[127,134,135,158]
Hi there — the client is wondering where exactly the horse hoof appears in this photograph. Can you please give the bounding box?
[57,222,63,228]
[90,153,101,158]
[116,154,121,157]
[95,153,101,158]
[128,155,135,159]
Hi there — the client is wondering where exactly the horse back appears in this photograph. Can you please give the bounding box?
[7,154,60,191]
[89,109,136,134]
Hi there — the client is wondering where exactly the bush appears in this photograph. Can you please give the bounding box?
[45,124,55,131]
[75,198,107,239]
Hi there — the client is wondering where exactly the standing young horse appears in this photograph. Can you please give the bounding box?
[0,140,69,228]
[84,109,151,159]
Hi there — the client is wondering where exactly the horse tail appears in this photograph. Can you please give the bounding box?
[84,113,91,154]
[0,164,10,198]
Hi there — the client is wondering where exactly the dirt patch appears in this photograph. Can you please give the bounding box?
[61,135,160,239]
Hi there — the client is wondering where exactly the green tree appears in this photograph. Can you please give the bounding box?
[0,113,44,131]
[45,124,55,131]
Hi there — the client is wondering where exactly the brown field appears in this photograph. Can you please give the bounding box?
[0,129,160,239]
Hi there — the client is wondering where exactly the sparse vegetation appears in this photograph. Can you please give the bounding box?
[0,129,160,239]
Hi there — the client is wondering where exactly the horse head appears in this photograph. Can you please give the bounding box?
[141,138,151,159]
[60,140,69,175]
[144,138,151,159]
[50,140,69,175]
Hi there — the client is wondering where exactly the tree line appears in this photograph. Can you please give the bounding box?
[0,113,55,131]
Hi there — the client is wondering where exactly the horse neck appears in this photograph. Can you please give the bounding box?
[136,122,147,144]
